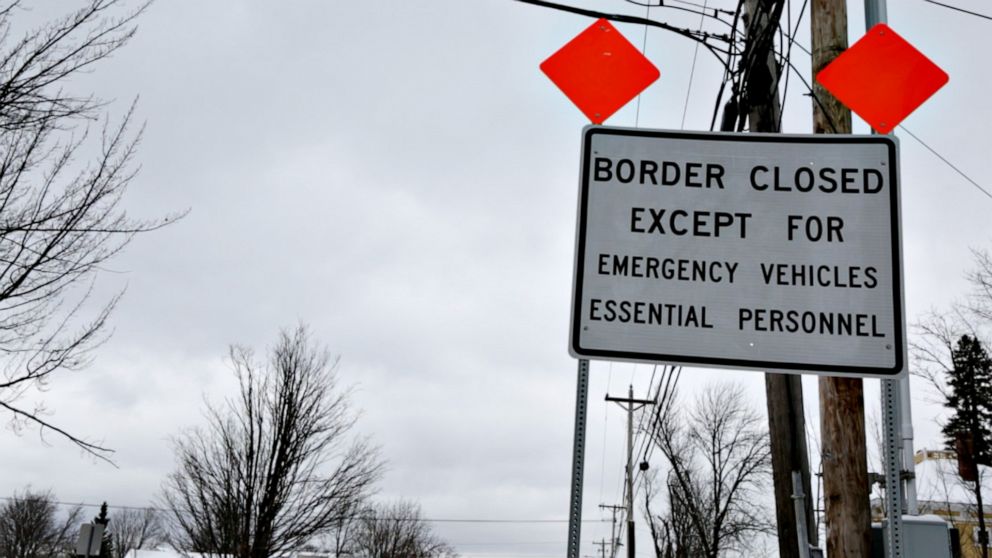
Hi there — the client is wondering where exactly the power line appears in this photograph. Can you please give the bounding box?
[511,0,736,63]
[632,366,682,497]
[623,0,736,23]
[630,366,656,470]
[603,364,682,538]
[774,31,991,201]
[708,2,747,131]
[609,365,628,521]
[922,0,992,21]
[680,0,709,129]
[444,552,564,558]
[452,541,562,546]
[638,365,680,467]
[0,496,609,524]
[631,366,663,474]
[607,365,638,519]
[597,362,615,506]
[777,0,810,130]
[625,363,659,498]
[898,125,992,201]
[634,1,651,127]
[671,0,729,12]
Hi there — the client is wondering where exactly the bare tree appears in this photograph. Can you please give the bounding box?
[967,249,992,322]
[0,488,82,558]
[912,248,992,397]
[908,251,992,555]
[323,498,363,558]
[108,507,165,558]
[161,326,383,558]
[351,500,456,558]
[911,308,981,400]
[0,0,179,461]
[644,471,704,558]
[645,383,773,558]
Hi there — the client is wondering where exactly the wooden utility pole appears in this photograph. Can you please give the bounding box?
[606,386,654,558]
[739,3,818,557]
[818,378,870,558]
[811,5,871,555]
[766,377,818,556]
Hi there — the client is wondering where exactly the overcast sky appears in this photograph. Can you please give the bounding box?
[0,1,990,557]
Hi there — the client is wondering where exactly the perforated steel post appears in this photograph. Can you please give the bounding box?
[567,359,590,558]
[882,379,904,557]
[864,1,906,553]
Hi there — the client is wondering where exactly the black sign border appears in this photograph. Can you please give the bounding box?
[569,126,904,377]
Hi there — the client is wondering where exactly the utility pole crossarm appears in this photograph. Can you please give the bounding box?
[605,395,656,406]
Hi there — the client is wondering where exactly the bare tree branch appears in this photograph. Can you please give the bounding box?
[0,0,182,462]
[910,307,984,403]
[0,398,114,465]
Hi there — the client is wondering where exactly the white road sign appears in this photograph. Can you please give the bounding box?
[75,523,105,557]
[569,126,905,378]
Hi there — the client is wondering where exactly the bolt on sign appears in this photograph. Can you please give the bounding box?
[817,23,948,134]
[569,127,907,378]
[541,18,659,124]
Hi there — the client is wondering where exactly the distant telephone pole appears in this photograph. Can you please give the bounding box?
[599,503,624,557]
[811,0,872,555]
[593,539,611,558]
[606,385,654,558]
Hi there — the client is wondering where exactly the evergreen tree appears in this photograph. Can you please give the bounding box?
[942,335,992,464]
[93,502,114,558]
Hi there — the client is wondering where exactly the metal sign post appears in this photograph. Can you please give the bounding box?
[862,3,909,557]
[882,379,905,557]
[567,359,590,558]
[792,471,813,558]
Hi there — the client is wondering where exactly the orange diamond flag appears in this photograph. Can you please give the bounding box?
[541,18,660,124]
[817,23,948,134]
